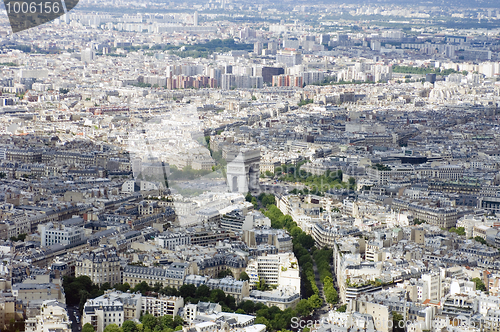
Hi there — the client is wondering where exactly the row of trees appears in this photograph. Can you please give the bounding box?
[295,242,318,299]
[205,138,227,178]
[75,280,308,331]
[261,203,325,318]
[245,192,276,210]
[265,205,316,250]
[474,236,487,245]
[313,248,338,304]
[392,65,463,76]
[168,39,253,58]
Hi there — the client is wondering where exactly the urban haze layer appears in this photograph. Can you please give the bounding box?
[1,0,500,332]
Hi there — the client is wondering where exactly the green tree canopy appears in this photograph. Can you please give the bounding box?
[217,269,233,278]
[179,284,196,298]
[195,285,210,298]
[296,299,312,317]
[472,277,486,291]
[83,323,95,332]
[337,304,347,312]
[140,314,158,331]
[239,271,250,281]
[122,321,138,332]
[474,236,487,245]
[103,324,122,332]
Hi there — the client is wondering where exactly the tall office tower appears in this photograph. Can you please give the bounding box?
[283,38,300,50]
[254,42,263,55]
[320,34,330,45]
[239,27,256,40]
[208,67,222,86]
[371,40,381,51]
[194,11,199,26]
[81,48,95,63]
[276,50,302,67]
[268,41,278,52]
[445,45,456,58]
[262,67,284,83]
[62,13,70,24]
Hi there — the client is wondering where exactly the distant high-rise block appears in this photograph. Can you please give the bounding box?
[272,74,302,87]
[426,73,437,84]
[81,48,95,63]
[268,41,278,51]
[194,11,199,26]
[262,67,284,83]
[254,42,263,56]
[276,50,302,67]
[320,34,330,45]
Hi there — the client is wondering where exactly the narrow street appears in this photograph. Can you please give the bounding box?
[311,254,342,321]
[67,305,81,332]
[312,258,330,319]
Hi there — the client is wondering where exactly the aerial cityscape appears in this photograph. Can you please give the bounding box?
[1,0,500,331]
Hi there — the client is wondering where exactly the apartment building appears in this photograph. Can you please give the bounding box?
[416,164,464,180]
[244,287,300,310]
[94,290,142,321]
[366,165,414,185]
[245,253,300,294]
[243,228,293,253]
[205,277,250,304]
[25,300,71,332]
[220,210,251,232]
[12,281,66,304]
[196,253,247,279]
[0,296,16,331]
[478,197,500,214]
[418,273,442,302]
[155,231,191,250]
[312,223,362,248]
[259,160,281,174]
[392,198,470,228]
[122,262,191,289]
[40,222,85,247]
[82,297,124,332]
[75,248,121,287]
[190,230,233,246]
[141,296,183,317]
